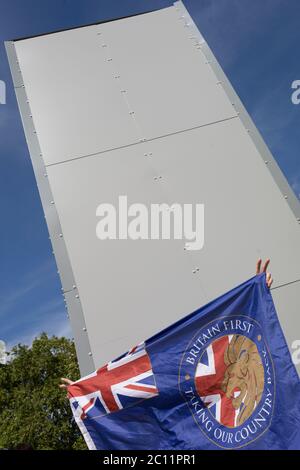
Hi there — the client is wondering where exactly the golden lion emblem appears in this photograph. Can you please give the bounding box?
[221,335,264,427]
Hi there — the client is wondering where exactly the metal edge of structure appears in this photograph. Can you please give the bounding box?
[11,6,165,42]
[174,1,300,235]
[5,40,95,375]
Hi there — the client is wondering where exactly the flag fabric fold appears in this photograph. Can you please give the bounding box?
[68,274,300,450]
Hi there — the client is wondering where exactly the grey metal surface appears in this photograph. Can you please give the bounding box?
[13,25,140,166]
[97,6,237,142]
[6,1,300,375]
[12,6,237,168]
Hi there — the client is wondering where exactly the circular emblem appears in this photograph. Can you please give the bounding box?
[179,316,275,448]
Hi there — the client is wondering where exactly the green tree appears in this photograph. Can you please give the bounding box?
[0,333,87,450]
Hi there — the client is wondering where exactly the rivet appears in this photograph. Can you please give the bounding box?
[265,161,269,164]
[44,173,47,177]
[284,195,288,199]
[83,327,87,332]
[102,44,107,47]
[139,138,147,142]
[144,153,148,157]
[149,152,153,156]
[129,111,135,115]
[114,75,120,79]
[154,176,158,181]
[247,129,250,133]
[88,352,92,356]
[106,58,112,62]
[59,233,63,238]
[192,269,197,274]
[50,201,54,204]
[72,285,76,289]
[120,89,127,93]
[33,130,37,134]
[75,294,79,298]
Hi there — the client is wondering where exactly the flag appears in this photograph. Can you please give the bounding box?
[68,273,300,450]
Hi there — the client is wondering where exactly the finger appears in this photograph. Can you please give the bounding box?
[256,259,262,274]
[60,378,73,385]
[266,273,273,288]
[59,384,68,389]
[262,259,270,273]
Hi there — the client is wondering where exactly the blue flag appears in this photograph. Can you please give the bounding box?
[68,274,300,450]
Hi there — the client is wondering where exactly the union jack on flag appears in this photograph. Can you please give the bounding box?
[195,335,241,428]
[68,343,159,421]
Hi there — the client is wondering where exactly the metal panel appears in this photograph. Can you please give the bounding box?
[13,25,141,166]
[98,6,237,140]
[6,1,300,376]
[13,5,237,167]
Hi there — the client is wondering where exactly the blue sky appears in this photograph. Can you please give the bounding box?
[0,0,299,349]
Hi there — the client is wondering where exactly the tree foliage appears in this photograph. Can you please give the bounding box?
[0,333,87,450]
